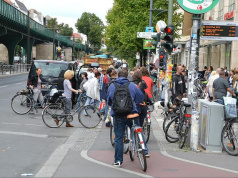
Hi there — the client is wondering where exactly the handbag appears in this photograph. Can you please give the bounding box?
[223,97,237,119]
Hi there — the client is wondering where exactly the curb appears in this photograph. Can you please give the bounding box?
[0,72,28,78]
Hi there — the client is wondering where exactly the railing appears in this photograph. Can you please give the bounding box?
[0,0,85,50]
[0,64,31,75]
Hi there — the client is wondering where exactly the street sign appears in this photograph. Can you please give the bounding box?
[201,21,238,41]
[177,0,220,14]
[145,27,154,32]
[143,40,156,49]
[155,59,159,68]
[137,32,157,39]
[57,47,61,51]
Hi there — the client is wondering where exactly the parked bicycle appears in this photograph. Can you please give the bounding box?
[42,95,101,128]
[164,98,191,149]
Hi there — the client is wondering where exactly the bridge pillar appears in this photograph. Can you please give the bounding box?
[36,43,53,60]
[62,47,72,62]
[0,28,23,65]
[18,38,35,64]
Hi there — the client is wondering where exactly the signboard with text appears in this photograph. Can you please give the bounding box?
[137,32,157,39]
[201,21,238,41]
[177,0,220,14]
[143,40,156,50]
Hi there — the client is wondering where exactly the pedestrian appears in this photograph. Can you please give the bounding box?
[87,68,94,80]
[83,71,101,115]
[140,67,154,102]
[107,69,145,167]
[172,64,177,74]
[29,68,45,108]
[200,66,207,79]
[206,70,218,100]
[206,66,214,80]
[59,70,78,127]
[98,68,104,101]
[233,68,238,87]
[172,65,186,102]
[213,68,236,104]
[75,72,88,111]
[228,69,234,88]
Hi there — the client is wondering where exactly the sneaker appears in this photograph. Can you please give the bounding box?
[112,161,122,167]
[145,153,150,158]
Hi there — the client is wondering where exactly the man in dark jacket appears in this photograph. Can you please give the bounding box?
[172,65,186,101]
[107,69,144,167]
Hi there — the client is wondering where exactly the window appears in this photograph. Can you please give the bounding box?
[229,0,235,12]
[218,0,224,20]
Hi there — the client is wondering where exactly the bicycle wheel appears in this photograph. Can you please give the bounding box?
[178,122,189,149]
[123,126,129,154]
[142,120,150,143]
[129,132,135,161]
[164,117,179,143]
[110,124,115,147]
[163,113,176,133]
[42,104,65,128]
[221,122,238,156]
[11,94,32,115]
[135,132,147,172]
[78,105,101,128]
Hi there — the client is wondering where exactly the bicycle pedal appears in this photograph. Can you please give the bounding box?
[124,139,130,144]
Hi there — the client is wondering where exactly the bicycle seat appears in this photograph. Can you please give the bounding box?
[184,103,191,107]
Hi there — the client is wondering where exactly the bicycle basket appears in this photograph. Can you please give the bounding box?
[223,97,237,119]
[20,89,29,95]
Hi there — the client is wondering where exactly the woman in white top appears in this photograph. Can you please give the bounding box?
[83,71,101,115]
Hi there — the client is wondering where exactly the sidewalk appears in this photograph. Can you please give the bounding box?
[0,72,28,78]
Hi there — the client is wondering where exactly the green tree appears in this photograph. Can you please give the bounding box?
[75,12,104,53]
[46,18,73,38]
[105,0,183,68]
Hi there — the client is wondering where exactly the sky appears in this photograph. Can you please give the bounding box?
[21,0,114,32]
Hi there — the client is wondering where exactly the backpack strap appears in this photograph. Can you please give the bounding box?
[114,82,119,90]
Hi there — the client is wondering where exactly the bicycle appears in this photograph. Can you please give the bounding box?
[128,116,147,172]
[42,96,101,128]
[11,85,51,115]
[164,99,191,149]
[142,103,154,143]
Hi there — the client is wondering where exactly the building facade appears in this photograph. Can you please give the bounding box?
[173,0,238,70]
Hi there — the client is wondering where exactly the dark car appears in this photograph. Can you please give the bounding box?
[27,60,78,104]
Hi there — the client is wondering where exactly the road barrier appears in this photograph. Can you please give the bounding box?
[0,64,31,75]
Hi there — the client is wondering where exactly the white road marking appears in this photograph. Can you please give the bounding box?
[16,82,23,85]
[1,122,44,127]
[25,124,44,127]
[35,128,83,177]
[0,131,48,138]
[161,151,238,175]
[0,85,9,89]
[81,150,152,178]
[1,122,21,125]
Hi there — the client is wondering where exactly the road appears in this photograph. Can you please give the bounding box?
[1,74,238,177]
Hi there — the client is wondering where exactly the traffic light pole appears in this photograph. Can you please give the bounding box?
[147,0,153,71]
[164,0,173,110]
[187,14,201,151]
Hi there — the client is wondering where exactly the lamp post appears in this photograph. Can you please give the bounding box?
[53,24,55,60]
[27,11,30,65]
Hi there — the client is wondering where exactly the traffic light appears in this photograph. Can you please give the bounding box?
[159,48,165,69]
[161,25,174,54]
[151,33,161,47]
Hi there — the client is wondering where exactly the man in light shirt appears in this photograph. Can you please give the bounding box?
[206,68,220,101]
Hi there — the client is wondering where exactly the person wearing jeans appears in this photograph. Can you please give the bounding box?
[75,72,88,111]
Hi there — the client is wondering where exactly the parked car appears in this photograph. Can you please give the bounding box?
[27,60,78,104]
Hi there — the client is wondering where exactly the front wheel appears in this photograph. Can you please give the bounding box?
[11,94,32,115]
[42,104,65,128]
[221,122,238,156]
[143,120,150,143]
[135,132,147,172]
[78,105,101,128]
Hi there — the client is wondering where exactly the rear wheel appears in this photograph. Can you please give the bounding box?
[163,113,176,133]
[78,105,101,128]
[42,104,65,128]
[135,132,147,172]
[221,122,238,156]
[110,124,115,147]
[178,122,189,149]
[11,94,32,115]
[164,117,179,143]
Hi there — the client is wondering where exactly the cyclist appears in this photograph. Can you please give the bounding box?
[29,68,45,108]
[57,70,78,127]
[107,69,144,167]
[140,67,153,103]
[75,72,88,111]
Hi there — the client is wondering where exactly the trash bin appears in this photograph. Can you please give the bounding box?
[199,101,224,152]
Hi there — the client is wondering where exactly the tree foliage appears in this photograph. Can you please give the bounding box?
[46,18,73,38]
[75,12,104,53]
[105,0,183,67]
